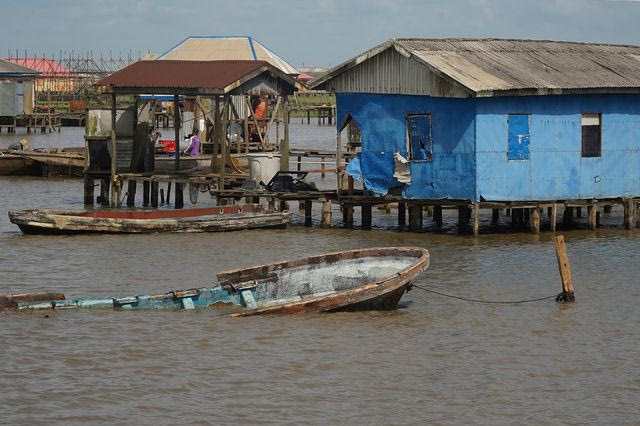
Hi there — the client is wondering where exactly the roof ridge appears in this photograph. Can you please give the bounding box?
[394,37,640,49]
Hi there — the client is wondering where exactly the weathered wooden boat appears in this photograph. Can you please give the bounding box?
[0,147,84,176]
[8,204,290,235]
[0,247,429,315]
[218,246,430,316]
[0,150,39,175]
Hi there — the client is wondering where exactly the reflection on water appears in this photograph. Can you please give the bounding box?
[1,125,639,423]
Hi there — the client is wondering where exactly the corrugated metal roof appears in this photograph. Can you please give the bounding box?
[312,38,640,96]
[3,58,68,77]
[156,36,299,75]
[0,59,41,76]
[96,60,299,95]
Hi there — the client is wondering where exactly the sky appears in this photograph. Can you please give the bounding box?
[2,0,640,68]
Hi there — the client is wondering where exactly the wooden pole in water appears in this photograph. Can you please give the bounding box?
[282,94,289,172]
[472,203,480,237]
[554,235,575,302]
[623,197,633,229]
[588,202,597,230]
[530,206,540,234]
[398,202,406,227]
[550,203,557,233]
[304,199,312,227]
[321,198,332,228]
[110,92,117,207]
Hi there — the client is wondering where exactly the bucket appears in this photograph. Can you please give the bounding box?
[246,153,281,184]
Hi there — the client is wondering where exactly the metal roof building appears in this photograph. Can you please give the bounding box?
[312,38,640,209]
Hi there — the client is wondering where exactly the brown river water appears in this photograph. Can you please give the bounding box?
[1,125,639,424]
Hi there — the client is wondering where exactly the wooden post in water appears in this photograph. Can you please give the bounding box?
[531,207,540,234]
[409,204,422,232]
[126,179,136,207]
[361,204,372,230]
[554,235,575,303]
[636,201,640,228]
[587,202,597,230]
[83,176,94,206]
[282,94,290,172]
[550,203,557,233]
[321,198,332,228]
[304,199,312,227]
[398,202,406,227]
[150,181,159,208]
[472,203,480,237]
[433,205,443,227]
[491,208,499,225]
[142,181,150,206]
[623,197,633,229]
[110,92,117,207]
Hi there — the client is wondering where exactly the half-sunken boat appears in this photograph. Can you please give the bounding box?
[1,247,429,315]
[8,204,290,234]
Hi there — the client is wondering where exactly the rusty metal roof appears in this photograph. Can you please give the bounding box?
[312,38,640,96]
[96,60,299,94]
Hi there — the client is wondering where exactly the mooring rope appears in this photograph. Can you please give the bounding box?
[410,283,557,304]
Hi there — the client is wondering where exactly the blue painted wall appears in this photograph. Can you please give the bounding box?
[336,93,476,199]
[476,93,640,201]
[337,92,640,201]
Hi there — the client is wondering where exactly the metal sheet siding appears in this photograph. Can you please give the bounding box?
[475,93,640,201]
[337,93,476,199]
[327,49,469,98]
[0,81,16,116]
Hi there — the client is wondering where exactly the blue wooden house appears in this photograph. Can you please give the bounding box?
[312,39,640,207]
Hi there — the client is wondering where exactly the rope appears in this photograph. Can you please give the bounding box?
[410,283,557,304]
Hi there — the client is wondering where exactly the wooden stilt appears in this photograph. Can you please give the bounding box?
[409,205,422,232]
[304,199,312,227]
[321,198,332,228]
[126,180,136,207]
[83,176,94,206]
[175,182,183,209]
[458,206,468,230]
[361,204,372,230]
[143,181,150,207]
[472,203,480,237]
[166,182,172,205]
[636,201,640,228]
[398,202,406,227]
[491,208,499,225]
[150,181,159,208]
[587,202,597,230]
[511,208,518,228]
[99,178,110,205]
[554,235,575,303]
[550,203,557,233]
[531,207,540,234]
[433,205,443,227]
[623,197,633,229]
[345,203,354,228]
[563,206,574,227]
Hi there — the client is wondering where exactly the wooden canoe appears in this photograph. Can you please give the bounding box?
[217,247,430,316]
[8,204,290,234]
[1,247,429,315]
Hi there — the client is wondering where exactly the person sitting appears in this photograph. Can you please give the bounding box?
[183,130,200,156]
